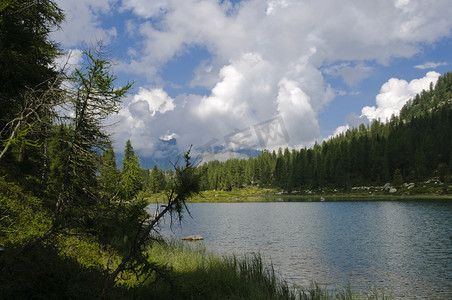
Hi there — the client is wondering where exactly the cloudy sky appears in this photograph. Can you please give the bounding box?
[52,0,452,161]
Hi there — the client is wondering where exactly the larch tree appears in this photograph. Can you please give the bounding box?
[52,46,133,218]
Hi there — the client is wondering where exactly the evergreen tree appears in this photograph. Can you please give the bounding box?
[100,150,202,297]
[392,168,403,187]
[121,140,143,201]
[53,46,133,217]
[0,0,63,134]
[0,0,64,180]
[150,164,166,193]
[98,142,121,200]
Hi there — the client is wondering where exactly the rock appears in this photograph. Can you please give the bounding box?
[383,183,391,190]
[389,188,397,193]
[181,235,204,241]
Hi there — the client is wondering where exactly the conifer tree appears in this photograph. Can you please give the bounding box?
[53,46,133,217]
[121,140,143,201]
[150,164,166,193]
[0,0,64,176]
[98,142,121,200]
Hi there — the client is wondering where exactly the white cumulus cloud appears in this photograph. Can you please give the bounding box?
[361,71,440,122]
[329,71,441,139]
[53,0,452,158]
[132,88,175,116]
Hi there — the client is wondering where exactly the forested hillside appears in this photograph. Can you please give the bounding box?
[197,72,452,192]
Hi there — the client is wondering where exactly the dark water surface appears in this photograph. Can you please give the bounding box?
[155,200,452,298]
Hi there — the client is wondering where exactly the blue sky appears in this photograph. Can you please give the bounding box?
[52,0,452,161]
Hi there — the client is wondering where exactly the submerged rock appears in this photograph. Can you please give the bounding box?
[181,235,204,241]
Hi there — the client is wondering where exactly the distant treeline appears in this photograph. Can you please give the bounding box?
[192,72,452,192]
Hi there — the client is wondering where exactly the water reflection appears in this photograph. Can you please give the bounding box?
[157,201,452,299]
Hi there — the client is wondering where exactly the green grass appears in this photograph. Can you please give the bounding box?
[145,186,279,203]
[145,180,452,204]
[190,186,278,202]
[1,233,393,299]
[143,239,300,299]
[139,239,392,300]
[146,183,452,204]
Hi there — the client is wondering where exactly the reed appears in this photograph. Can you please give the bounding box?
[141,240,392,300]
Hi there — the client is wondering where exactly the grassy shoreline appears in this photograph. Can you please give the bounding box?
[139,239,393,300]
[146,187,452,204]
[0,235,393,299]
[259,193,452,201]
[143,184,452,203]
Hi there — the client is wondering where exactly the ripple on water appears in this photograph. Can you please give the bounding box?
[156,201,452,299]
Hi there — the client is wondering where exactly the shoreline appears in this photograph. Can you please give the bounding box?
[146,185,452,204]
[144,188,452,204]
[257,194,452,201]
[186,195,452,203]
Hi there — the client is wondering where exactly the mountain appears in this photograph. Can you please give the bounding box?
[400,72,452,120]
[117,137,261,170]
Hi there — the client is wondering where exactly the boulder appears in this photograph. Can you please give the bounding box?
[181,235,204,241]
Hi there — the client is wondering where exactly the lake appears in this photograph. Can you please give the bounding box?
[154,200,452,299]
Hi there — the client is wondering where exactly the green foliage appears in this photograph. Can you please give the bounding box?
[0,0,63,123]
[173,150,202,200]
[0,243,106,299]
[400,72,452,120]
[98,150,203,298]
[140,240,391,300]
[121,140,144,201]
[52,47,132,216]
[142,240,302,300]
[149,165,167,193]
[98,142,121,199]
[392,169,403,187]
[0,177,51,247]
[95,195,149,255]
[0,0,64,190]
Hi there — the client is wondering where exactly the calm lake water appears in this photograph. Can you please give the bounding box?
[155,200,452,299]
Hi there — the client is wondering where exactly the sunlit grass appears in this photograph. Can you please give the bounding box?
[144,239,301,299]
[144,183,452,204]
[142,239,393,300]
[190,186,278,202]
[1,231,392,299]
